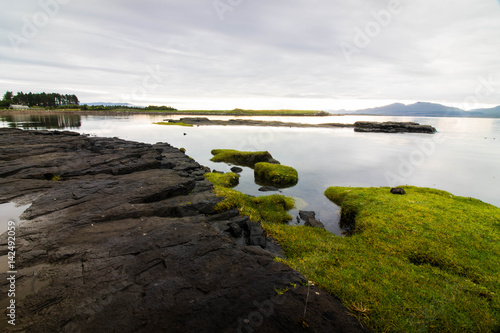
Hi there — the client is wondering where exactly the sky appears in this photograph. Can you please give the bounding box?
[1,0,500,111]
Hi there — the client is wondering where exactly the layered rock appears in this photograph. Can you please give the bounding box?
[0,128,368,332]
[353,121,437,134]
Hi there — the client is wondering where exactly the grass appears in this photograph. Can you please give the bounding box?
[204,172,295,224]
[262,186,500,332]
[165,109,328,116]
[210,149,277,168]
[254,162,298,187]
[153,121,194,127]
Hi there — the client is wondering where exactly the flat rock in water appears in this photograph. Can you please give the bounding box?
[0,128,369,333]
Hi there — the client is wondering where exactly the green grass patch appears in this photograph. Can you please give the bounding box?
[205,172,294,224]
[210,149,277,168]
[153,121,194,127]
[263,186,500,332]
[254,162,298,187]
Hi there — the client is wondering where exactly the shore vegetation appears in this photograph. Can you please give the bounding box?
[205,172,295,224]
[264,186,500,332]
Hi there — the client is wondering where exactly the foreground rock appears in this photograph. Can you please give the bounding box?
[0,129,368,332]
[164,117,437,134]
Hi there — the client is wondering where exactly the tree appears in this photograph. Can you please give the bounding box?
[3,91,13,102]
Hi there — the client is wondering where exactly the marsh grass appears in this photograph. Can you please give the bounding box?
[153,121,194,127]
[205,172,295,224]
[263,186,500,332]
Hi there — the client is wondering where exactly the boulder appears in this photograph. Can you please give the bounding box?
[230,166,243,173]
[391,187,407,195]
[305,218,326,229]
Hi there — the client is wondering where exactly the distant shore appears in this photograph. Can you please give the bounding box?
[0,108,330,117]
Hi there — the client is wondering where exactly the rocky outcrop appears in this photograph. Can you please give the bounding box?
[0,128,368,332]
[164,117,437,134]
[353,121,437,134]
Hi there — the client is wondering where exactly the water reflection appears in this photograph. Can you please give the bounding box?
[1,114,499,236]
[0,114,81,130]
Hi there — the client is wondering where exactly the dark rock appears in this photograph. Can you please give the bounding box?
[230,166,243,173]
[229,221,243,237]
[298,211,325,229]
[245,221,267,248]
[0,128,370,333]
[354,121,437,134]
[299,210,316,221]
[305,218,326,229]
[391,187,407,195]
[212,169,224,174]
[258,186,280,192]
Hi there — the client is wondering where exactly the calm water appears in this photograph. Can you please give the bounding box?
[1,113,499,235]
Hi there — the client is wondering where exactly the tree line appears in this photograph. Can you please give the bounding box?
[1,91,79,108]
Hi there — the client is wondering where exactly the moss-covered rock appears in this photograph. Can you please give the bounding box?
[204,172,295,224]
[204,172,240,188]
[210,149,280,168]
[254,162,298,187]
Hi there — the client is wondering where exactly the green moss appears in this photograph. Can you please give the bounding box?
[254,162,298,187]
[264,186,500,332]
[204,172,294,224]
[210,149,277,168]
[204,172,240,188]
[153,121,194,127]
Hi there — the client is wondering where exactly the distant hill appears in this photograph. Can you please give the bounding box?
[351,102,500,118]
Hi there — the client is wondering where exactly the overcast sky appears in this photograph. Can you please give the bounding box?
[1,0,499,110]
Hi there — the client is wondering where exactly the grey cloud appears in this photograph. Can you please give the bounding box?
[1,0,499,109]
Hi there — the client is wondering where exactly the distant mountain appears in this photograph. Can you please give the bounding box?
[84,102,138,107]
[469,105,500,118]
[351,102,500,118]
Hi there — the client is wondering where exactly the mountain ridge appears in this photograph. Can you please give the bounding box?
[349,102,500,118]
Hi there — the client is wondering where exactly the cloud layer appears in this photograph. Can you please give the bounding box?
[1,0,499,110]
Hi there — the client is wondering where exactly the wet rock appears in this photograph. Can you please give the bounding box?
[258,185,280,192]
[391,187,407,195]
[299,211,325,229]
[230,166,243,173]
[305,218,326,229]
[299,210,316,221]
[0,128,369,333]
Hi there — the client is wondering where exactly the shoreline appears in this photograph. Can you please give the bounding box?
[0,109,331,117]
